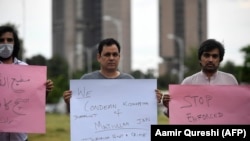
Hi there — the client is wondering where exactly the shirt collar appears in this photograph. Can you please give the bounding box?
[0,57,20,64]
[200,70,218,80]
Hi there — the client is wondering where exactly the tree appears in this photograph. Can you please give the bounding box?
[220,61,241,83]
[240,45,250,83]
[26,54,47,65]
[130,70,145,79]
[184,47,200,77]
[157,73,177,90]
[47,55,68,78]
[46,55,69,103]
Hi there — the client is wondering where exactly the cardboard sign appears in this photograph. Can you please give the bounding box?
[169,85,250,124]
[70,79,157,141]
[0,64,46,133]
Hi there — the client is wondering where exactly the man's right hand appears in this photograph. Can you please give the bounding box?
[162,94,170,108]
[63,90,72,105]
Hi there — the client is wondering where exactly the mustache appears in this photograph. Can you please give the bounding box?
[205,63,215,66]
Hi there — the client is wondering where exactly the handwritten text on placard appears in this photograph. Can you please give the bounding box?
[0,64,46,133]
[70,79,157,141]
[169,85,250,124]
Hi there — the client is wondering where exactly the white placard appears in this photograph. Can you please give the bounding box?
[70,79,157,141]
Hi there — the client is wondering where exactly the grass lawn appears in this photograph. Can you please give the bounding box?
[28,113,70,141]
[28,111,168,140]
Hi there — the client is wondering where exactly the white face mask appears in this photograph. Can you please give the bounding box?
[0,44,14,58]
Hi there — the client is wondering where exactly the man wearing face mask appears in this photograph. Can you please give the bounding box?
[0,25,54,141]
[0,44,13,59]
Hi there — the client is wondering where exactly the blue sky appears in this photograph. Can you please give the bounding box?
[0,0,250,74]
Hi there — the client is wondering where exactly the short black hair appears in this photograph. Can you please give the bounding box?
[198,39,225,62]
[0,25,20,58]
[98,38,120,54]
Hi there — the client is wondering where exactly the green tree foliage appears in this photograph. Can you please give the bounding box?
[130,70,145,79]
[145,69,156,78]
[240,45,250,83]
[46,55,69,103]
[26,54,47,65]
[130,69,155,79]
[18,39,25,60]
[47,55,68,78]
[157,73,177,90]
[72,69,86,79]
[184,47,200,77]
[91,60,100,71]
[219,61,242,83]
[46,75,69,103]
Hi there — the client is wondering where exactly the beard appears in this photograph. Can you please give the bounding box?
[202,63,218,74]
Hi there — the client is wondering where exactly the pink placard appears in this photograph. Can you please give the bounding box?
[0,64,47,133]
[169,85,250,124]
